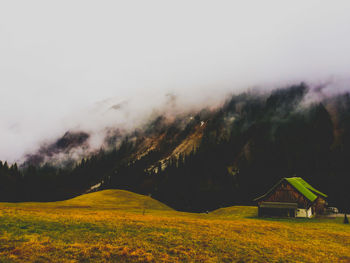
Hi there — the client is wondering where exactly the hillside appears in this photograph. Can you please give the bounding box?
[56,189,172,211]
[0,190,349,262]
[1,84,350,212]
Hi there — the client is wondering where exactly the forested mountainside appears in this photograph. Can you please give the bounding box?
[1,84,350,212]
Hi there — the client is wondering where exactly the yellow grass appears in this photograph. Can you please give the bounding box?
[0,190,349,262]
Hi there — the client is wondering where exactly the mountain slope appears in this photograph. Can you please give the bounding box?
[1,83,350,212]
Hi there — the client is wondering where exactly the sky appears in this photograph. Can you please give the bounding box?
[1,0,350,162]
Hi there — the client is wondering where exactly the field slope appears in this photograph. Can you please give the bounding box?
[0,190,349,262]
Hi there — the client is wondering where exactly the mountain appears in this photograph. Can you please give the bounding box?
[23,131,90,166]
[1,83,350,212]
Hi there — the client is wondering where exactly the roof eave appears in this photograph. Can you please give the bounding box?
[252,178,286,202]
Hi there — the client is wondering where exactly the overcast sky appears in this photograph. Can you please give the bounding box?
[1,1,350,162]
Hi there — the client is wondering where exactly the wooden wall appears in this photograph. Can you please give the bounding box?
[312,197,326,214]
[258,181,311,209]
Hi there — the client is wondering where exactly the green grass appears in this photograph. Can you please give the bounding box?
[0,190,349,262]
[2,189,172,211]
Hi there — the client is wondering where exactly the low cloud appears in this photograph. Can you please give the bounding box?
[1,1,350,162]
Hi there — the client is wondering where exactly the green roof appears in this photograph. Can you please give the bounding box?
[254,177,327,202]
[285,177,327,202]
[294,177,327,198]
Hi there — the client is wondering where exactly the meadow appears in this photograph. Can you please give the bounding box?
[0,190,349,263]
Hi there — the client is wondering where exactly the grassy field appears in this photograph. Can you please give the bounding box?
[0,190,349,263]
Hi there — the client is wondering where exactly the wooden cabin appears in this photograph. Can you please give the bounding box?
[254,177,327,218]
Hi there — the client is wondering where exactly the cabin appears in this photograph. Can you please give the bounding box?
[254,177,327,218]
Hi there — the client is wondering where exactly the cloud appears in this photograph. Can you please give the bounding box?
[1,0,350,162]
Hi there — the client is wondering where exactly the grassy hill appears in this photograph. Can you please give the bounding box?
[57,189,173,211]
[0,190,349,262]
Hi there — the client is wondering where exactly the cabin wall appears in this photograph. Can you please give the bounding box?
[296,207,313,218]
[307,208,313,218]
[312,197,326,215]
[258,182,311,209]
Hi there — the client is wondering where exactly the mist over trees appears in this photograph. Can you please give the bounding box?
[0,84,349,212]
